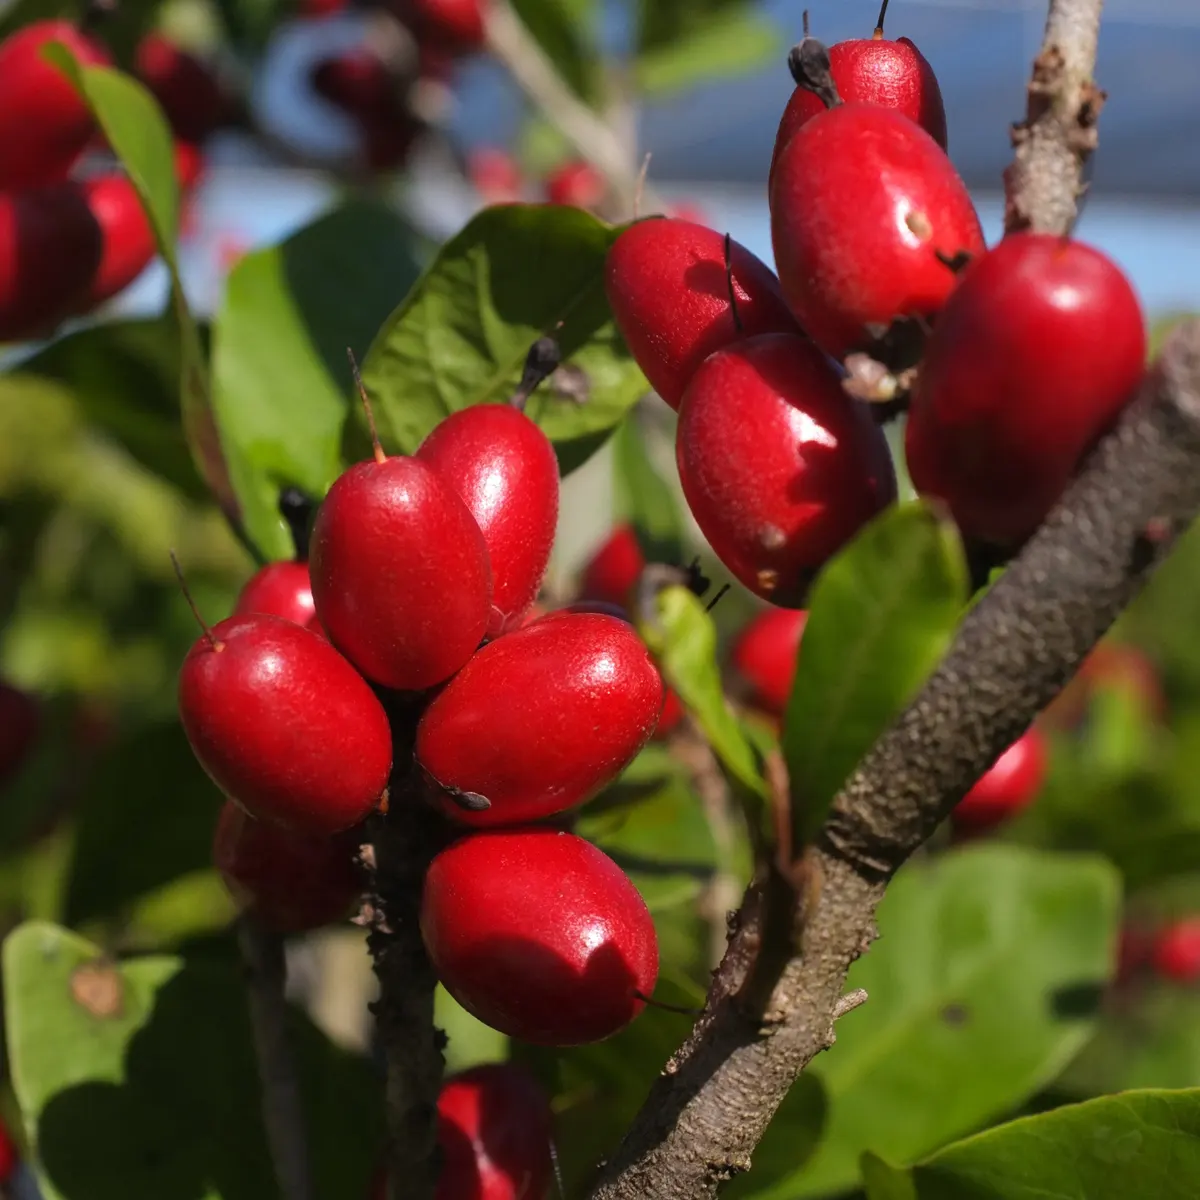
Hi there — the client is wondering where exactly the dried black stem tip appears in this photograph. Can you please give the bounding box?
[723,234,743,333]
[874,0,890,38]
[278,488,316,562]
[684,557,712,599]
[787,33,842,110]
[510,334,563,412]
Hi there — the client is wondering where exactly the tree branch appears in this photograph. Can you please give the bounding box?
[589,316,1200,1198]
[1003,0,1106,235]
[238,918,315,1200]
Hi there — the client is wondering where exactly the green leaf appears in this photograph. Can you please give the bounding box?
[637,6,782,95]
[862,1089,1200,1200]
[359,204,647,477]
[43,46,238,542]
[213,199,423,558]
[734,845,1120,1199]
[784,500,968,849]
[511,0,599,100]
[4,921,383,1200]
[436,986,509,1075]
[611,409,685,567]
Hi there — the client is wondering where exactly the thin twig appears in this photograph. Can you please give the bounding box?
[238,918,315,1200]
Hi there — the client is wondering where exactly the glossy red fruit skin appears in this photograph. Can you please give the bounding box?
[1152,918,1200,984]
[0,682,41,788]
[770,104,984,360]
[213,801,362,932]
[233,560,316,627]
[951,727,1047,835]
[417,405,559,637]
[676,333,897,605]
[78,174,157,308]
[135,34,225,143]
[905,233,1147,547]
[179,614,392,834]
[0,21,110,189]
[731,608,808,717]
[421,829,659,1045]
[770,37,947,195]
[416,612,663,826]
[606,217,801,411]
[581,524,644,607]
[545,160,604,210]
[309,455,493,691]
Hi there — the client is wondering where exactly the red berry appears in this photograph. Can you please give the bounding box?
[416,612,663,826]
[605,217,800,410]
[311,50,394,117]
[770,103,984,360]
[417,405,559,636]
[135,34,226,144]
[0,682,41,788]
[78,173,157,309]
[1152,918,1200,984]
[770,33,947,195]
[233,560,316,627]
[580,524,644,607]
[309,455,493,691]
[421,829,659,1044]
[302,0,348,15]
[174,140,206,194]
[213,801,362,932]
[653,687,684,739]
[676,333,896,605]
[0,20,110,189]
[468,146,522,204]
[731,608,808,717]
[0,1112,17,1185]
[950,727,1047,835]
[545,160,604,210]
[905,233,1147,547]
[179,614,392,833]
[395,0,486,53]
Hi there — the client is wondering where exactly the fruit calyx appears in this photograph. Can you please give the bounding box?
[787,19,841,112]
[510,329,562,411]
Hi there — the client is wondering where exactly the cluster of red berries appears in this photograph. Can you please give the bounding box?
[0,17,224,342]
[181,342,663,1048]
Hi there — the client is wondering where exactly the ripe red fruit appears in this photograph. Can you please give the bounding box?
[416,612,663,825]
[179,614,392,833]
[468,146,522,204]
[394,0,486,53]
[213,801,362,932]
[950,726,1047,835]
[416,405,559,636]
[309,454,492,691]
[0,682,41,788]
[676,333,897,605]
[421,829,659,1044]
[731,608,808,716]
[233,560,316,627]
[545,160,604,210]
[605,217,800,410]
[311,49,394,117]
[581,524,644,607]
[78,173,157,309]
[174,140,206,193]
[905,233,1147,547]
[770,29,947,195]
[653,687,684,739]
[0,20,110,189]
[135,34,226,144]
[1152,918,1200,984]
[0,1112,16,1185]
[770,103,984,360]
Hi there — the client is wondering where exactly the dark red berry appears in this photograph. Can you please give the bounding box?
[0,682,41,788]
[605,217,801,410]
[416,612,663,826]
[676,333,896,605]
[417,405,559,636]
[731,608,808,717]
[0,1112,17,1185]
[1042,642,1165,732]
[233,560,316,628]
[905,233,1147,547]
[179,614,392,833]
[393,0,486,53]
[311,49,395,117]
[770,103,984,359]
[545,160,604,210]
[213,801,362,932]
[421,829,659,1044]
[309,454,493,691]
[770,31,947,195]
[0,20,110,189]
[950,727,1047,835]
[580,524,644,607]
[653,687,684,739]
[78,173,157,310]
[1152,918,1200,984]
[135,34,226,144]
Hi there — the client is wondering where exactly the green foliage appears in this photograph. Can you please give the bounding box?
[861,1089,1200,1200]
[785,502,968,848]
[611,406,686,568]
[358,204,647,476]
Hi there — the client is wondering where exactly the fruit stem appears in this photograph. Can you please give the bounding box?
[277,488,315,562]
[874,0,889,38]
[705,582,731,613]
[632,990,704,1017]
[787,35,842,109]
[346,348,387,465]
[169,549,223,652]
[723,234,743,333]
[510,328,563,412]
